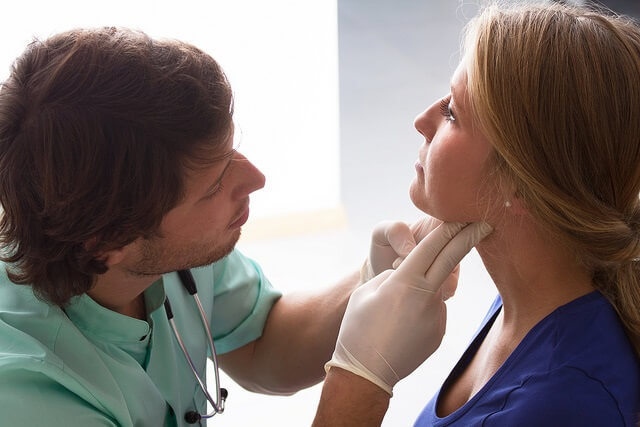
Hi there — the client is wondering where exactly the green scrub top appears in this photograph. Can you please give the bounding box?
[0,249,282,426]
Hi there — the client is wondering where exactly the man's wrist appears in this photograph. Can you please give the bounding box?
[313,367,390,427]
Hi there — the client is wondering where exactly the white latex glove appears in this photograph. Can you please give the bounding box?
[327,221,493,395]
[360,216,442,284]
[360,217,460,300]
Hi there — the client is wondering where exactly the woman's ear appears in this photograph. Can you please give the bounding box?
[503,192,528,216]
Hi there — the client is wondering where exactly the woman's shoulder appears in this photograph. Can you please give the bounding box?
[505,292,640,425]
[490,365,631,426]
[519,291,638,382]
[540,292,637,368]
[516,292,634,359]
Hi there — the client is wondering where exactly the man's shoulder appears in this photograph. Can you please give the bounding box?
[0,265,76,399]
[0,367,118,426]
[0,280,134,426]
[0,273,47,311]
[0,327,109,424]
[201,248,268,293]
[213,249,261,275]
[0,264,63,349]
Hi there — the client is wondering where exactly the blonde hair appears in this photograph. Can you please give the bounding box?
[464,2,640,356]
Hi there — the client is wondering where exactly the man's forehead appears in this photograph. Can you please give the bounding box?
[184,127,236,169]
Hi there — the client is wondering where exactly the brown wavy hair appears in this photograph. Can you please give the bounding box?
[0,27,234,306]
[464,3,640,356]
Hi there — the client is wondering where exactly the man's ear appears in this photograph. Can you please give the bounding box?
[100,246,128,267]
[84,237,135,267]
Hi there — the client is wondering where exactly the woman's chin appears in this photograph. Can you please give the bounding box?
[409,183,429,213]
[409,188,439,217]
[409,198,468,224]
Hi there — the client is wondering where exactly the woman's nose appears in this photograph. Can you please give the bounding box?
[414,99,441,143]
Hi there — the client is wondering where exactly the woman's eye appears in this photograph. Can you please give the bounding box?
[439,96,456,122]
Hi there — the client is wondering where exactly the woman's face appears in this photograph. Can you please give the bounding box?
[410,63,497,222]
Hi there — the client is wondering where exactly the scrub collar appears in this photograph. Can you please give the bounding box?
[64,280,166,353]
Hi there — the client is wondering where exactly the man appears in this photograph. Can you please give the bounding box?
[0,28,489,426]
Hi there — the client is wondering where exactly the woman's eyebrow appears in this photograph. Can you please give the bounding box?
[450,85,460,109]
[449,83,468,120]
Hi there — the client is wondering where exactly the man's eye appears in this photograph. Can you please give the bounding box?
[204,183,224,199]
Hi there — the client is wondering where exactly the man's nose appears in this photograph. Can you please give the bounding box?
[230,152,266,200]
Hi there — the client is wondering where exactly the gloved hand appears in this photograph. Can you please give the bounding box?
[360,216,460,300]
[327,221,493,395]
[360,216,442,284]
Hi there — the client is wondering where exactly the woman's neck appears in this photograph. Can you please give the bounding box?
[475,216,594,336]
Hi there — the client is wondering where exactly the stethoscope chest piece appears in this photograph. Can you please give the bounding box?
[184,388,227,424]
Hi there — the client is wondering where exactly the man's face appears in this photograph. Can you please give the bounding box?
[125,132,265,276]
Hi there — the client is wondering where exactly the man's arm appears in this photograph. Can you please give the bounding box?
[216,218,471,395]
[216,218,432,394]
[218,270,359,394]
[312,368,390,427]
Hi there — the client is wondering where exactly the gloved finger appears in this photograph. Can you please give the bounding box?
[394,222,468,279]
[410,216,442,242]
[391,256,403,269]
[372,221,415,257]
[393,259,460,298]
[441,264,460,301]
[352,269,394,298]
[422,222,492,290]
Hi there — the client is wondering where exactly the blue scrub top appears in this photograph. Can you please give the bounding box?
[414,292,640,426]
[0,249,282,426]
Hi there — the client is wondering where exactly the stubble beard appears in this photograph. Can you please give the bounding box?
[129,229,241,277]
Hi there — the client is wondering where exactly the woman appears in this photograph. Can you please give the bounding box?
[411,3,640,425]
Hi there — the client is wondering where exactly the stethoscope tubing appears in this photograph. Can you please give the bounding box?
[192,293,224,413]
[164,269,227,422]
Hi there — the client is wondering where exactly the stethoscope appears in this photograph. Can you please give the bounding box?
[163,269,228,424]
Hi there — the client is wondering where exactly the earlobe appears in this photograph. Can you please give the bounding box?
[102,247,127,267]
[505,197,528,216]
[500,183,526,215]
[84,237,129,267]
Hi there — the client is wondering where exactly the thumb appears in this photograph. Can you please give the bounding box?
[385,222,416,257]
[410,216,442,242]
[372,221,416,257]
